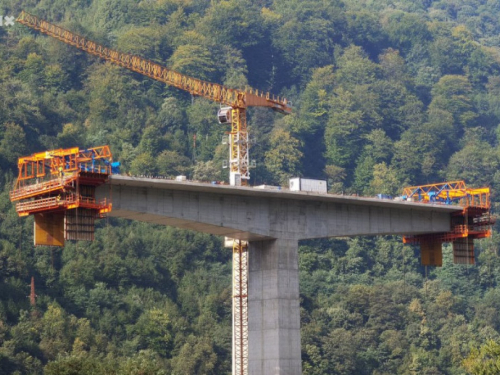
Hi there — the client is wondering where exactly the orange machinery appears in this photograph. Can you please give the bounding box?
[10,146,117,246]
[402,181,494,266]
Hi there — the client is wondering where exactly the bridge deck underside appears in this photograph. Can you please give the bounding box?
[110,208,273,241]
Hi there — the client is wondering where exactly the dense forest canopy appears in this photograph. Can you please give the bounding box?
[1,0,500,374]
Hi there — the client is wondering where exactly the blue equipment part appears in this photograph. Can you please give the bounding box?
[111,162,120,174]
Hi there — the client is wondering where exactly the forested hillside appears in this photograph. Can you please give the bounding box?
[1,0,500,374]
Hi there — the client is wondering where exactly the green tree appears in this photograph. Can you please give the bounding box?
[119,350,168,375]
[344,10,387,57]
[324,88,364,168]
[0,123,28,167]
[264,127,303,185]
[116,26,169,61]
[266,0,344,82]
[39,304,73,360]
[197,0,264,49]
[157,150,191,177]
[429,75,477,129]
[368,162,400,196]
[138,126,164,156]
[463,340,500,375]
[130,153,157,176]
[446,130,500,187]
[168,45,217,82]
[171,335,217,375]
[294,65,335,178]
[192,160,221,181]
[335,46,380,89]
[157,97,185,132]
[133,308,173,356]
[383,11,431,53]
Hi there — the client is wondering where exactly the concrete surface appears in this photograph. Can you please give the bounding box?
[249,239,301,375]
[96,175,461,375]
[98,176,459,241]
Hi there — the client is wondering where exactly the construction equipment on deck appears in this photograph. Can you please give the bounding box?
[10,145,118,246]
[16,10,292,375]
[402,181,494,266]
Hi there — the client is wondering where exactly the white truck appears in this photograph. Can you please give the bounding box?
[289,178,327,194]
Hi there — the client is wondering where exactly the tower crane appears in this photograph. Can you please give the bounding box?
[17,10,292,375]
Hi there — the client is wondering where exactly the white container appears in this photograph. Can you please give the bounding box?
[289,178,327,193]
[175,175,187,181]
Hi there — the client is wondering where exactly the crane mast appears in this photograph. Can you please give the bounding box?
[17,10,291,375]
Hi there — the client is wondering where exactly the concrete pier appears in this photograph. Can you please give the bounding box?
[97,176,461,374]
[249,239,301,375]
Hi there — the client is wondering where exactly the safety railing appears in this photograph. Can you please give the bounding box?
[10,175,77,201]
[16,194,109,214]
[16,196,61,213]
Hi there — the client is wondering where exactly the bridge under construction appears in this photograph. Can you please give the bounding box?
[11,10,495,375]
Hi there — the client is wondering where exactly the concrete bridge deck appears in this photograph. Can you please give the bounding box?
[102,175,460,241]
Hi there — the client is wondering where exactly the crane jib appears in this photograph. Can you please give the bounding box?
[16,10,291,114]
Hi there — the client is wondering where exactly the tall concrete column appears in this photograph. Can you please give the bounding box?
[248,239,302,375]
